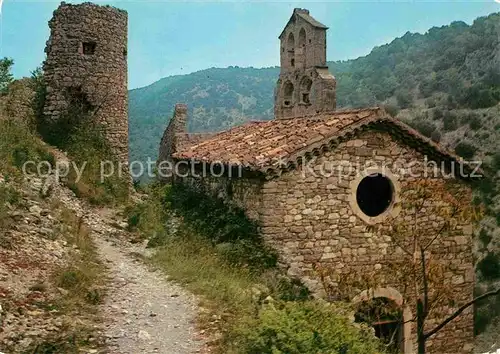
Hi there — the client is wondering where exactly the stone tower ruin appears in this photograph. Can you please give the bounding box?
[275,8,337,119]
[43,2,129,165]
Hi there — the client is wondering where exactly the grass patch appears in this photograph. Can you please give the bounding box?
[61,124,129,206]
[26,330,97,354]
[165,184,278,270]
[0,118,55,179]
[228,301,384,354]
[152,233,258,327]
[53,208,105,308]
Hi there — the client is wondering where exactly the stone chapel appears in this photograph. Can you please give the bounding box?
[158,8,478,353]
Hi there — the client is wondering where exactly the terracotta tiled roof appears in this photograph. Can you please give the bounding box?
[173,107,479,177]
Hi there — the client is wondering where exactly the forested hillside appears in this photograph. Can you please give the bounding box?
[129,12,500,167]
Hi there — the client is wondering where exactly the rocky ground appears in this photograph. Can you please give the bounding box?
[0,154,203,353]
[95,236,201,354]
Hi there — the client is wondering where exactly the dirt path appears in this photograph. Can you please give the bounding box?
[52,183,203,354]
[95,236,201,354]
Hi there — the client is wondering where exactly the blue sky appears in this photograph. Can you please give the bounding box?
[0,1,499,89]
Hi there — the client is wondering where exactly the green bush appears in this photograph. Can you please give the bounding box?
[460,84,499,109]
[260,271,311,302]
[473,284,500,335]
[0,119,55,176]
[433,108,444,120]
[383,104,399,117]
[410,120,435,138]
[230,301,384,354]
[479,229,492,247]
[477,253,500,280]
[0,57,14,94]
[443,111,458,131]
[165,184,278,270]
[396,90,413,109]
[425,98,436,108]
[430,130,442,143]
[491,153,500,171]
[467,113,482,131]
[454,142,476,159]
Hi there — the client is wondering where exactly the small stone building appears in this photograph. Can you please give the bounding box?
[158,9,477,353]
[43,2,129,166]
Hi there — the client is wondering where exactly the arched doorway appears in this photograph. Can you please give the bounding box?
[352,287,412,354]
[355,297,404,353]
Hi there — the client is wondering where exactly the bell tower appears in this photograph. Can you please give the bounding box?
[275,8,337,119]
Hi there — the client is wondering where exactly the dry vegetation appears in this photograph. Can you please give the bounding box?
[27,206,107,353]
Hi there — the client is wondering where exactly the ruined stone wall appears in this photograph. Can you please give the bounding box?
[0,79,35,126]
[260,131,474,353]
[43,2,128,165]
[157,104,217,183]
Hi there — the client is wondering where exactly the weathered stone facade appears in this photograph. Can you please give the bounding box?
[167,129,474,353]
[275,8,336,119]
[43,2,128,165]
[258,131,474,353]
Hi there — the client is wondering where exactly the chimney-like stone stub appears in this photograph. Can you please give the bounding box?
[43,1,128,167]
[172,103,188,135]
[157,103,189,183]
[157,103,219,183]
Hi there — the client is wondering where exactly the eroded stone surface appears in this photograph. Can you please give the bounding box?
[43,2,129,166]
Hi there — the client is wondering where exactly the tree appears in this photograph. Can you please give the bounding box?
[30,67,46,121]
[0,57,14,94]
[317,179,494,354]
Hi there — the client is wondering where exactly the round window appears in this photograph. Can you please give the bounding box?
[356,173,394,217]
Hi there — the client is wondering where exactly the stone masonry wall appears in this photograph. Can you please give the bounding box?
[43,2,128,165]
[158,104,217,183]
[260,131,474,353]
[158,104,188,183]
[180,174,263,222]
